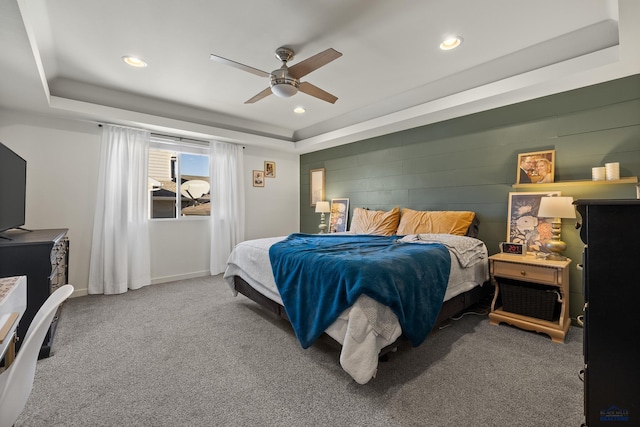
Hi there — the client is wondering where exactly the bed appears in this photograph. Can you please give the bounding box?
[223,208,489,384]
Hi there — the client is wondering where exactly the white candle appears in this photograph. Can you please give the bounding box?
[605,162,620,181]
[592,166,606,181]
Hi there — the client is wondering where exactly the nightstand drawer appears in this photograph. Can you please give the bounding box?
[493,261,558,285]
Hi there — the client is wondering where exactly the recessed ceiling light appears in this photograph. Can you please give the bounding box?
[293,107,306,114]
[122,56,148,68]
[439,36,463,51]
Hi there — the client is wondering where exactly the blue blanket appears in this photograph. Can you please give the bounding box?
[269,233,451,349]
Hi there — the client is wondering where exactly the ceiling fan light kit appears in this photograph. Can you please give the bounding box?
[210,46,342,104]
[270,82,298,98]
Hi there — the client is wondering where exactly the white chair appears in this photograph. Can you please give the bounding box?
[0,284,74,427]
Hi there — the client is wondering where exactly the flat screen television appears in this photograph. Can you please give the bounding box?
[0,141,27,235]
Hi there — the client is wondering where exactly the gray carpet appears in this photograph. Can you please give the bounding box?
[17,275,584,426]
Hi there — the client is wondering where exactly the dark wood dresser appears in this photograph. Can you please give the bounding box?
[575,199,639,426]
[0,228,69,358]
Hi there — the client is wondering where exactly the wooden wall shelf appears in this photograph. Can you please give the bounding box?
[512,176,638,189]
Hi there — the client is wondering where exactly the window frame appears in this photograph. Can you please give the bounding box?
[149,136,211,221]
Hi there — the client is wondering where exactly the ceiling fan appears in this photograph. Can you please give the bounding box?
[210,46,342,104]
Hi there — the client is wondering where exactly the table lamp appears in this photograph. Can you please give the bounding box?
[537,196,576,260]
[315,201,331,234]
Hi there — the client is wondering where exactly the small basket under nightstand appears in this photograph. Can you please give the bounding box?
[498,278,560,321]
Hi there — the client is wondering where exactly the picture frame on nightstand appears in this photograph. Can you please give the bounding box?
[507,191,561,254]
[329,198,349,233]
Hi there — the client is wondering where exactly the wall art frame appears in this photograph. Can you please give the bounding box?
[252,170,264,187]
[264,161,276,178]
[516,149,556,184]
[310,168,325,207]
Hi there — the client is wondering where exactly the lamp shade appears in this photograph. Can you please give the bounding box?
[538,196,576,219]
[315,201,331,213]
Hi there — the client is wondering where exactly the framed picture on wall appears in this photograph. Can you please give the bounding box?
[516,150,555,184]
[310,168,325,206]
[252,170,264,187]
[507,191,561,253]
[329,198,349,233]
[264,161,276,178]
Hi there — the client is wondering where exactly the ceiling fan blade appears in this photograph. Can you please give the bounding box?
[244,87,273,104]
[298,82,338,104]
[210,54,271,78]
[288,48,342,79]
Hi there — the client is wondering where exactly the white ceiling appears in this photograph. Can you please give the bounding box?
[1,0,639,153]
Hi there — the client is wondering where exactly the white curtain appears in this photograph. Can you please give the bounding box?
[88,125,152,294]
[210,141,245,274]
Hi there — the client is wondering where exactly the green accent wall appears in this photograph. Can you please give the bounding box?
[300,74,640,321]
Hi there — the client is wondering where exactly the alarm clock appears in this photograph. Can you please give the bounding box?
[499,242,525,255]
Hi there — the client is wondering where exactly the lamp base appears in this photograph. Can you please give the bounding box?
[544,217,568,261]
[545,253,568,261]
[318,212,327,234]
[544,238,567,261]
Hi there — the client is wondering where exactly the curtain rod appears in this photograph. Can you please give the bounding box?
[97,123,244,148]
[150,133,209,146]
[97,123,208,145]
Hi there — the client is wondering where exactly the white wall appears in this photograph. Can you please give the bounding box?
[243,145,300,239]
[0,108,300,296]
[0,111,100,298]
[148,218,211,284]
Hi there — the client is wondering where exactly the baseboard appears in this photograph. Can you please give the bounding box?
[68,271,212,298]
[71,288,88,297]
[150,270,211,285]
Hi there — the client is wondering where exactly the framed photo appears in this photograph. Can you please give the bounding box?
[264,161,276,178]
[329,198,349,233]
[507,191,561,253]
[516,150,556,184]
[252,170,264,187]
[310,168,325,207]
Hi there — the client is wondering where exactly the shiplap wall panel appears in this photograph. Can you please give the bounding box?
[300,74,640,320]
[558,99,640,136]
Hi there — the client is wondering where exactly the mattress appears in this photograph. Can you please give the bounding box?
[223,233,489,384]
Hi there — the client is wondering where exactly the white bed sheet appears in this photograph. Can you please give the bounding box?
[223,234,488,384]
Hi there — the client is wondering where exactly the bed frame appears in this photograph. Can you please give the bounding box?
[232,275,488,356]
[230,215,487,357]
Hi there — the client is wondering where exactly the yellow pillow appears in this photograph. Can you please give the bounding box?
[350,207,400,236]
[396,209,475,236]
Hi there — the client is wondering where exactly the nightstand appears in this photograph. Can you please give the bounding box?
[488,253,571,343]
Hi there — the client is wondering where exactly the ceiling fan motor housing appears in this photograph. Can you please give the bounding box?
[270,67,299,98]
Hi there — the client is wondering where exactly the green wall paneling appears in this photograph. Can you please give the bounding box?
[300,74,640,321]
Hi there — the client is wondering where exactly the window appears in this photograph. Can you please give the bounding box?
[148,137,210,219]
